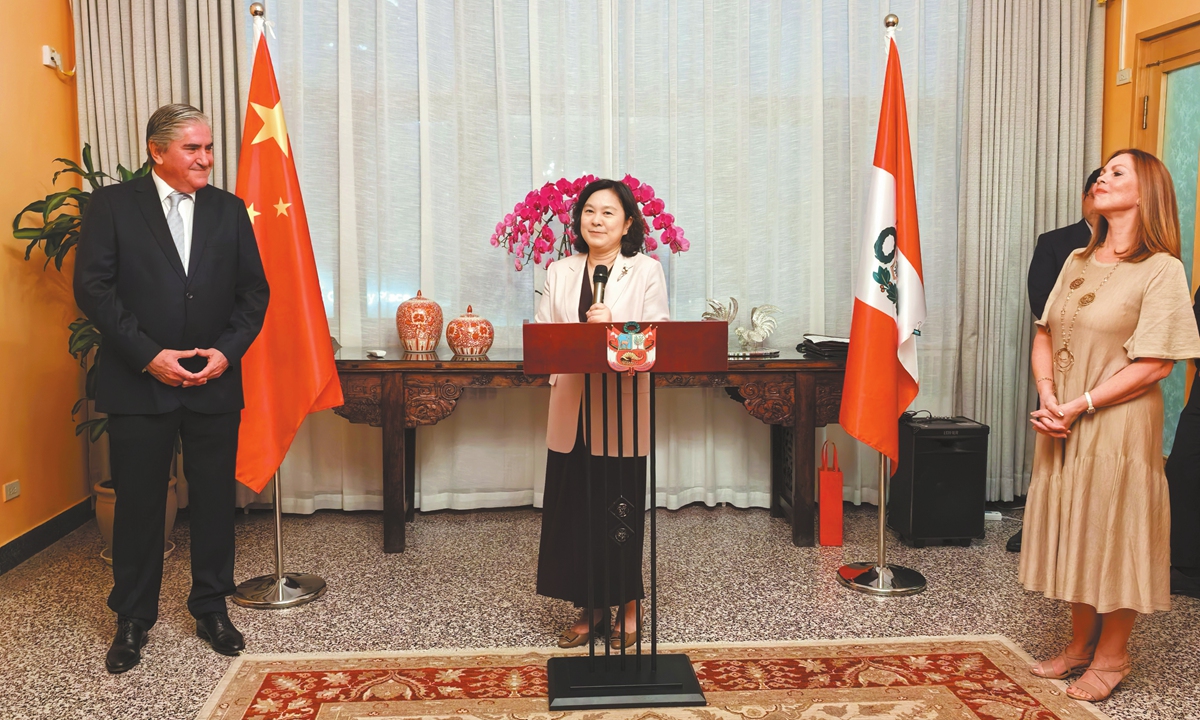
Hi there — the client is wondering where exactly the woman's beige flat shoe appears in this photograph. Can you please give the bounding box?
[557,614,609,648]
[610,621,639,650]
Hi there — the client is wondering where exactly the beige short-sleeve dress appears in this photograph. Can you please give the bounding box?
[1019,250,1200,614]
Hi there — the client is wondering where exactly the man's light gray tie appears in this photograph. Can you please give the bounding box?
[166,191,188,275]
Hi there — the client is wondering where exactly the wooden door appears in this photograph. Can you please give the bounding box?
[1128,13,1200,451]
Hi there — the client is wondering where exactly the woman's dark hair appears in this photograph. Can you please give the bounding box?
[571,179,646,256]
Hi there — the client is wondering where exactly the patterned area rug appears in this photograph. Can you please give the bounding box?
[197,636,1110,720]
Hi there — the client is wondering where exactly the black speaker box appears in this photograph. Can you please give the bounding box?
[887,414,990,547]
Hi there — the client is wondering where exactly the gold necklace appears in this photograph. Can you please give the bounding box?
[1055,256,1122,371]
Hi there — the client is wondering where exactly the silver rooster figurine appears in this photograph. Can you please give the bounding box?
[702,297,738,324]
[703,298,781,350]
[735,304,781,349]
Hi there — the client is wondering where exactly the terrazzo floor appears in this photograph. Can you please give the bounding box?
[1,504,1198,719]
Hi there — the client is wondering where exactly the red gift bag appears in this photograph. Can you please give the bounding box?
[819,440,844,546]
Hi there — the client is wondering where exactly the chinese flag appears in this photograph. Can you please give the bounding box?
[234,30,343,493]
[839,37,926,473]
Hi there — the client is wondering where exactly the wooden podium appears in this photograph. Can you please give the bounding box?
[524,321,727,710]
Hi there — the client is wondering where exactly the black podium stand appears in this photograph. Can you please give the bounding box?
[524,321,727,710]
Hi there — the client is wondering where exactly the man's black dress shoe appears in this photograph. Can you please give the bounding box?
[106,618,148,674]
[1006,528,1022,553]
[196,612,245,656]
[1171,568,1200,599]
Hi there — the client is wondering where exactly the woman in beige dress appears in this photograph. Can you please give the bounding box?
[1021,148,1200,702]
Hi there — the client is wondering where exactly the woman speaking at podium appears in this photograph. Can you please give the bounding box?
[534,178,669,649]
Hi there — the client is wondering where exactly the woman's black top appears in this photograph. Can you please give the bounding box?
[577,264,609,322]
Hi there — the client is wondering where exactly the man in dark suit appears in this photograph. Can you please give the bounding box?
[1165,287,1200,599]
[1008,167,1102,553]
[74,104,269,673]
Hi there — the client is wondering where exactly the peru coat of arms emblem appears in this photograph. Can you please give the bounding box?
[607,321,657,375]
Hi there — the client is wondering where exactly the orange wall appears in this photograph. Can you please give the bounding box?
[1102,0,1200,158]
[0,0,89,547]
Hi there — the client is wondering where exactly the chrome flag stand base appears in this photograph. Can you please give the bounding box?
[233,572,327,608]
[837,453,926,597]
[233,471,327,609]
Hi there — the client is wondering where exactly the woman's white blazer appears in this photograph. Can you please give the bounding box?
[534,251,670,456]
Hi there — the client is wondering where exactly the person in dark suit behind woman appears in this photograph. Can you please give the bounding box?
[534,179,669,649]
[1164,284,1200,599]
[74,104,269,673]
[1008,167,1103,553]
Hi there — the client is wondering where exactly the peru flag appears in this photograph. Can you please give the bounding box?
[233,23,343,492]
[839,37,925,472]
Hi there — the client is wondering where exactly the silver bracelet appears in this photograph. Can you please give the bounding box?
[1084,390,1096,415]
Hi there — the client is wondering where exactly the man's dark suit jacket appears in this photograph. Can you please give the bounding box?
[1027,219,1092,320]
[73,173,269,415]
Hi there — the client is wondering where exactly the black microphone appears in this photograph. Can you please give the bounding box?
[592,265,609,305]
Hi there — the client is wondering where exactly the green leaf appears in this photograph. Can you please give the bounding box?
[53,237,79,270]
[68,322,102,357]
[71,398,86,417]
[52,157,85,177]
[38,213,72,233]
[13,228,42,240]
[74,418,108,442]
[42,191,73,220]
[86,359,98,396]
[13,199,48,232]
[81,144,95,175]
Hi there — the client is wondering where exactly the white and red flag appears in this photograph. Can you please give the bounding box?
[234,22,343,493]
[839,36,926,472]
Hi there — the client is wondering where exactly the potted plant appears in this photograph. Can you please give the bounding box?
[13,145,177,563]
[490,173,690,271]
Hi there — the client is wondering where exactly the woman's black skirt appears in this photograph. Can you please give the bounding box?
[537,414,647,608]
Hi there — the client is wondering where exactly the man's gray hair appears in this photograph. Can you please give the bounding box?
[146,104,211,162]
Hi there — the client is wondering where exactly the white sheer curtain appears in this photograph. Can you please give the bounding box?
[253,0,965,514]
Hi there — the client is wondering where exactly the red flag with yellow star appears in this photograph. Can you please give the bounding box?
[234,30,343,493]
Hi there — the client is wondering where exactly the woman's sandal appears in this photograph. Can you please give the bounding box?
[1029,650,1093,680]
[1065,663,1131,702]
[557,613,610,649]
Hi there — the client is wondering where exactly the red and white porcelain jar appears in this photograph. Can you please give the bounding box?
[446,305,495,356]
[395,290,443,352]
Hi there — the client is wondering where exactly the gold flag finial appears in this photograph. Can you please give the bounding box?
[884,14,899,28]
[250,3,265,17]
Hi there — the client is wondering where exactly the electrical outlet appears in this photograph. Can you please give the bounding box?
[3,480,19,502]
[1116,68,1132,85]
[983,510,1002,521]
[41,45,62,69]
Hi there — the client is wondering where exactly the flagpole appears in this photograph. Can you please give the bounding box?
[233,469,328,608]
[835,13,926,598]
[836,453,926,596]
[232,2,328,609]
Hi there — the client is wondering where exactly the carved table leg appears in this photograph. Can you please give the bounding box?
[792,372,816,547]
[382,373,407,552]
[405,428,416,523]
[770,424,786,518]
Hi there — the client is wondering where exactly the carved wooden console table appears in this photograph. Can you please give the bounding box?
[333,347,844,553]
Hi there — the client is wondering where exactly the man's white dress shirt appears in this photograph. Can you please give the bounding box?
[150,169,196,275]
